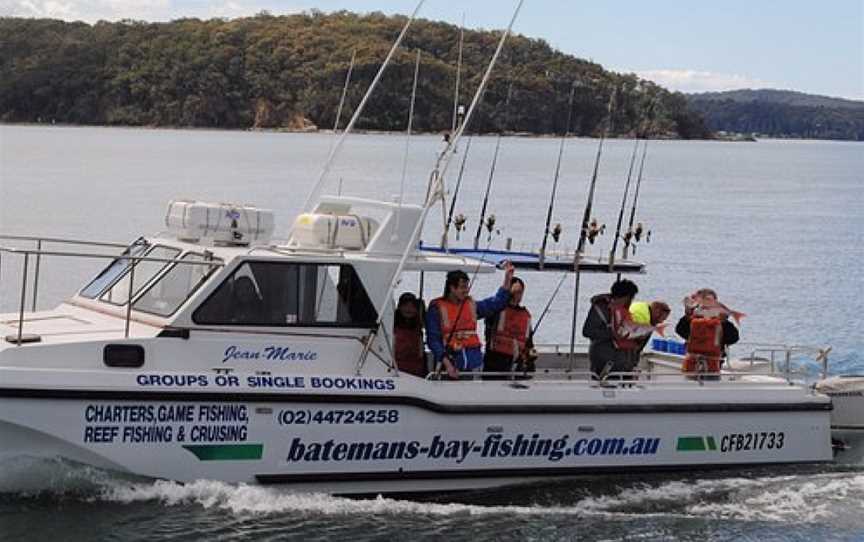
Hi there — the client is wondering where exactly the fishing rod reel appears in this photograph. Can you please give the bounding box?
[622,222,652,255]
[452,213,467,239]
[484,214,499,243]
[587,218,606,245]
[551,223,563,243]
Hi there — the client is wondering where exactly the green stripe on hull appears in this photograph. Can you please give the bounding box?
[706,436,718,451]
[676,436,707,451]
[183,444,263,461]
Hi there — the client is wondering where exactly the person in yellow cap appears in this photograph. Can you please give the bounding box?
[630,301,671,329]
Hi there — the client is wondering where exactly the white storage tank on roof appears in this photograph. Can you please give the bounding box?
[165,200,274,246]
[292,213,379,250]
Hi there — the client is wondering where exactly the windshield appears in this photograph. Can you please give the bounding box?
[79,238,149,298]
[100,245,181,305]
[133,253,221,317]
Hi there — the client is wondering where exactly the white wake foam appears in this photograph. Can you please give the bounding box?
[4,457,864,523]
[0,456,121,496]
[100,479,585,517]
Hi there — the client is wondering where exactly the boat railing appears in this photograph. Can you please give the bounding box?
[424,368,807,387]
[730,342,832,380]
[0,234,129,313]
[0,236,223,344]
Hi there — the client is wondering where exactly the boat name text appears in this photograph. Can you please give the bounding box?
[222,345,318,364]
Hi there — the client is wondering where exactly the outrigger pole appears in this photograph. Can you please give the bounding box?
[473,82,513,250]
[356,0,524,375]
[539,81,577,269]
[567,88,617,370]
[296,0,426,221]
[622,140,648,260]
[609,137,641,273]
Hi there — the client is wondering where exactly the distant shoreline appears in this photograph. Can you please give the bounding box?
[0,121,717,142]
[6,120,860,143]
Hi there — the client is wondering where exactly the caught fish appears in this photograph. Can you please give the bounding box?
[684,292,746,324]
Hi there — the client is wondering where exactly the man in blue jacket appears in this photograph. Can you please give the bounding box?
[426,262,514,379]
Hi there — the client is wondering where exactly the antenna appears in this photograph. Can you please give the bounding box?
[451,14,465,137]
[393,49,422,242]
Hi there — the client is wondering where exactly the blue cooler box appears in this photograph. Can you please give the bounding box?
[652,338,668,352]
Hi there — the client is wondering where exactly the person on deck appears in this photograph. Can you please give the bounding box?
[676,288,740,371]
[630,300,671,328]
[583,279,658,377]
[426,262,514,379]
[393,292,427,378]
[484,276,537,377]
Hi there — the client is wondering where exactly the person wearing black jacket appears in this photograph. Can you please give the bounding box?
[582,280,640,376]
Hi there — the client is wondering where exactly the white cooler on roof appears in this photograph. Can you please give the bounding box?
[165,200,274,246]
[292,213,379,250]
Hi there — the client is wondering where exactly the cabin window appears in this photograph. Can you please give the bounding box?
[192,262,377,327]
[79,239,150,298]
[133,253,221,317]
[99,246,181,305]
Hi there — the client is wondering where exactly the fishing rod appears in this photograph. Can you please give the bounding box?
[393,49,422,242]
[296,0,425,222]
[356,0,524,376]
[529,272,568,337]
[441,17,468,251]
[622,140,648,260]
[609,137,641,274]
[567,87,617,370]
[474,82,514,250]
[442,136,473,248]
[539,81,577,269]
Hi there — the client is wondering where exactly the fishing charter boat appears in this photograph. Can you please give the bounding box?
[0,195,848,495]
[0,0,855,495]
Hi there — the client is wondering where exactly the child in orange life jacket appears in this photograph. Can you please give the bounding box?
[393,292,426,378]
[426,262,515,379]
[484,276,536,377]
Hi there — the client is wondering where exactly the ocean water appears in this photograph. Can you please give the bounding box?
[0,125,862,540]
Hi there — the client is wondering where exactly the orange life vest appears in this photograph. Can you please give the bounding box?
[683,317,723,374]
[393,325,426,377]
[433,296,481,351]
[489,306,531,359]
[611,304,640,351]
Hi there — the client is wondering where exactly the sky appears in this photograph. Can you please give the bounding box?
[2,0,862,100]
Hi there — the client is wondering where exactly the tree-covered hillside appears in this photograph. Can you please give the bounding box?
[688,89,864,140]
[0,12,709,138]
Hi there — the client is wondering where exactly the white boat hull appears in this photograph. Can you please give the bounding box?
[0,387,833,494]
